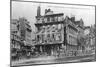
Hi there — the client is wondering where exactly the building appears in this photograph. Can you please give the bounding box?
[90,24,96,47]
[11,18,32,60]
[84,24,96,50]
[63,15,85,52]
[75,18,85,50]
[11,19,21,49]
[11,18,32,48]
[19,17,32,46]
[11,19,24,59]
[11,19,19,33]
[34,6,85,56]
[65,16,78,51]
[32,31,36,45]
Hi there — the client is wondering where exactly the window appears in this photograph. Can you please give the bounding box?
[39,35,42,43]
[40,18,43,23]
[69,35,73,45]
[47,34,50,43]
[55,16,58,21]
[51,17,55,22]
[44,18,47,22]
[58,16,61,21]
[42,18,45,23]
[51,33,55,42]
[44,34,47,43]
[50,17,52,22]
[47,17,50,22]
[60,16,64,21]
[56,33,61,41]
[58,16,63,21]
[37,35,39,42]
[46,25,50,32]
[41,34,44,43]
[58,24,62,30]
[69,27,77,35]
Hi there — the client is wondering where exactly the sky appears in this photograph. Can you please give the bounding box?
[11,1,95,33]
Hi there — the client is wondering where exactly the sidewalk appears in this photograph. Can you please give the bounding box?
[11,56,56,66]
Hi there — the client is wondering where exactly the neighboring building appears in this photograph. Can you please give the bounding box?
[64,16,85,51]
[84,24,96,50]
[11,19,23,57]
[75,18,85,50]
[11,18,32,60]
[90,24,96,46]
[11,18,32,56]
[19,17,32,46]
[11,19,18,33]
[34,6,85,56]
[25,21,32,46]
[65,16,79,51]
[11,19,21,48]
[11,33,22,50]
[76,18,84,37]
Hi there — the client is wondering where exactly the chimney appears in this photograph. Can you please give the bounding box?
[70,14,75,22]
[45,9,47,14]
[37,5,41,17]
[45,8,52,14]
[71,17,75,22]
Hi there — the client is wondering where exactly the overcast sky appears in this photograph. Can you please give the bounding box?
[12,1,95,33]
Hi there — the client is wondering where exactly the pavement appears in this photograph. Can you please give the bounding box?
[11,56,56,66]
[11,54,95,66]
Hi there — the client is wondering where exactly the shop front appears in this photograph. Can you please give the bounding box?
[35,43,62,57]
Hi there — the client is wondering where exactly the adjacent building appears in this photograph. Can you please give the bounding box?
[11,18,32,59]
[84,24,96,50]
[11,19,23,58]
[19,17,32,46]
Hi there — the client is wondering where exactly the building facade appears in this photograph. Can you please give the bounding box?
[34,6,85,56]
[11,18,32,60]
[11,19,23,59]
[19,17,32,46]
[35,8,64,55]
[84,24,96,51]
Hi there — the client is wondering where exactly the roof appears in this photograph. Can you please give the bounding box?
[35,20,64,27]
[44,13,64,17]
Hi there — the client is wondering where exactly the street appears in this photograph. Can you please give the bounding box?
[11,54,95,66]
